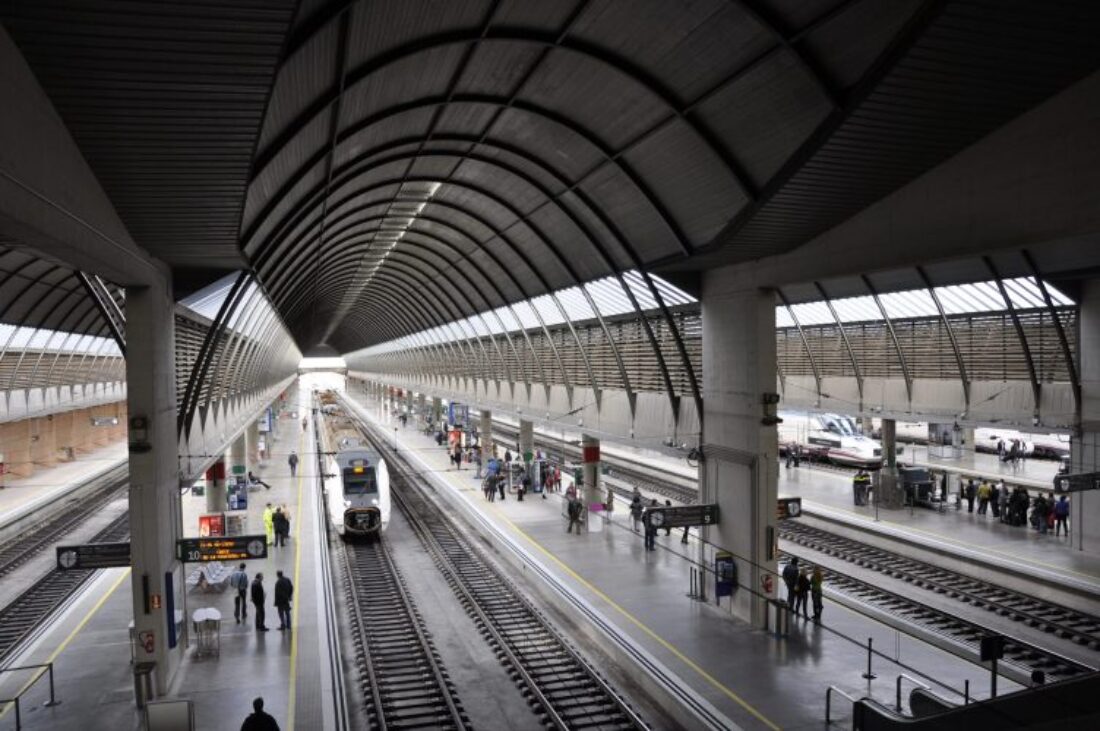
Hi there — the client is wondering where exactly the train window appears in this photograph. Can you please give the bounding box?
[343,467,378,494]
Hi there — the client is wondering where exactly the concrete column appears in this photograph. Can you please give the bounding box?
[246,419,259,466]
[432,396,442,426]
[581,434,602,507]
[125,280,184,691]
[1072,280,1100,555]
[519,420,534,463]
[418,393,427,424]
[405,390,413,418]
[205,458,227,514]
[480,409,492,459]
[230,432,248,486]
[701,278,778,627]
[860,416,873,435]
[882,419,897,470]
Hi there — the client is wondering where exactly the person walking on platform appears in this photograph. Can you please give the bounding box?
[273,508,289,547]
[240,697,280,731]
[1054,495,1070,536]
[663,500,674,536]
[262,503,275,546]
[287,451,299,477]
[274,570,293,630]
[229,563,249,624]
[566,495,583,534]
[989,482,1000,518]
[1033,494,1050,534]
[795,569,811,618]
[977,481,991,515]
[251,573,269,631]
[852,470,870,506]
[453,444,463,471]
[810,567,824,622]
[473,449,483,479]
[965,479,977,513]
[629,494,644,532]
[782,557,799,609]
[643,499,659,551]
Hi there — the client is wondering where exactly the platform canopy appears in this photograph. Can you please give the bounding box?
[3,1,1100,353]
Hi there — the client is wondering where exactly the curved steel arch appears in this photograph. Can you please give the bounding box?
[814,280,863,405]
[777,288,821,406]
[861,274,913,405]
[984,256,1040,416]
[249,30,756,221]
[1022,249,1079,414]
[916,266,970,410]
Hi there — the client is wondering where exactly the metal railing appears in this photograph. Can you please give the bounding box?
[896,672,931,712]
[826,685,860,726]
[0,662,60,729]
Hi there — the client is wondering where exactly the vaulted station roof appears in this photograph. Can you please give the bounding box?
[4,0,1100,355]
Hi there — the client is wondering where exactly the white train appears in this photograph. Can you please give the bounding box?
[778,412,891,469]
[318,394,391,539]
[888,422,1070,460]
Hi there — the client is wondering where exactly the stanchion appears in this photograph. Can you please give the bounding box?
[862,637,877,680]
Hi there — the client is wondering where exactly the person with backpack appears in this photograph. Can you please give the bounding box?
[229,563,249,624]
[977,481,992,515]
[566,495,583,534]
[795,569,811,618]
[629,494,644,533]
[782,557,800,610]
[810,567,824,622]
[1054,495,1070,536]
[287,451,299,477]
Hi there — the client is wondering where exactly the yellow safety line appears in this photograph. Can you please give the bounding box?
[820,503,1100,582]
[287,419,306,730]
[480,495,779,730]
[0,568,131,719]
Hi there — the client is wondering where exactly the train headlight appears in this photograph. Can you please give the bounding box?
[371,498,378,506]
[343,499,351,508]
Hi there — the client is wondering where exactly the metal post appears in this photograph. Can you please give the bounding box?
[45,663,59,707]
[990,657,998,699]
[862,638,877,680]
[13,697,20,730]
[964,680,970,705]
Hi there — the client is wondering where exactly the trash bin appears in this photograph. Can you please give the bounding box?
[134,661,157,709]
[770,599,790,637]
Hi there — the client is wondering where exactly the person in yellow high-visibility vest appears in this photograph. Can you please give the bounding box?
[262,503,275,546]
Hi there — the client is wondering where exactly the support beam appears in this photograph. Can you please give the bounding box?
[984,257,1041,417]
[1023,250,1081,415]
[814,281,863,405]
[861,274,913,405]
[916,267,970,410]
[776,288,821,406]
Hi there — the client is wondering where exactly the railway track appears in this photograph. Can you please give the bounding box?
[779,521,1100,651]
[341,537,469,730]
[360,419,648,730]
[778,542,1095,683]
[0,465,128,580]
[0,510,130,665]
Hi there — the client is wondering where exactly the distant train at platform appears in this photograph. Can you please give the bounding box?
[887,422,1070,460]
[778,412,893,469]
[317,391,391,539]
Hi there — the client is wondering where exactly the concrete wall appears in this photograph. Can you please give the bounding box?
[0,399,126,478]
[1071,280,1100,555]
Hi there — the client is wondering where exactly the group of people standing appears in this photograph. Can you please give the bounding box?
[262,502,292,547]
[961,478,1070,535]
[782,557,824,622]
[228,563,294,632]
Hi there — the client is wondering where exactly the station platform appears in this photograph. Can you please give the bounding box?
[0,441,127,528]
[352,393,1025,731]
[0,395,335,731]
[903,444,1059,492]
[779,464,1100,602]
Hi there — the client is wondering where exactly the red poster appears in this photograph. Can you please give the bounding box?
[199,513,226,537]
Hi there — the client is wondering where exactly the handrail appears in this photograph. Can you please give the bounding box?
[826,685,860,726]
[0,662,60,729]
[896,672,931,711]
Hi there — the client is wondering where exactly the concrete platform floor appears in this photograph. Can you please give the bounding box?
[0,441,126,527]
[352,392,1022,731]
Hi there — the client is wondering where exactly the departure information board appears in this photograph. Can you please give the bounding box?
[56,542,131,570]
[643,504,719,529]
[176,535,268,563]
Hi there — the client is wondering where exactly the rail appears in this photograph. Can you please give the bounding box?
[826,685,860,727]
[896,673,930,712]
[0,662,60,730]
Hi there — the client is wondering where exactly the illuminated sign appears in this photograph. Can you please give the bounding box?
[176,535,268,563]
[644,504,719,529]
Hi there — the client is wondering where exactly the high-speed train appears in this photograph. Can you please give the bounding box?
[778,412,894,469]
[887,422,1070,460]
[317,393,391,539]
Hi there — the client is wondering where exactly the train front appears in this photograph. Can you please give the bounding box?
[337,451,384,538]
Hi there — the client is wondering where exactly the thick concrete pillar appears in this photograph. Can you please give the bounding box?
[1072,280,1100,554]
[882,419,897,470]
[125,280,184,691]
[860,416,873,435]
[480,409,492,459]
[432,396,442,426]
[701,278,778,627]
[246,419,259,467]
[204,458,226,514]
[581,434,602,506]
[230,432,248,486]
[519,420,534,463]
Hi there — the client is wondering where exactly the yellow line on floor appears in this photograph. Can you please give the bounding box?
[481,501,780,731]
[0,568,131,719]
[286,417,307,730]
